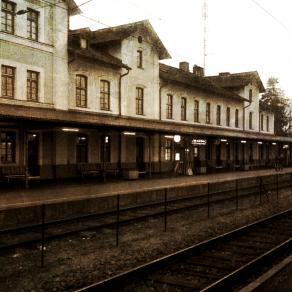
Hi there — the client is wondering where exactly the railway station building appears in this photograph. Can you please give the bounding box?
[1,0,292,182]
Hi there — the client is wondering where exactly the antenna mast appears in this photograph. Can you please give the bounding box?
[202,0,208,70]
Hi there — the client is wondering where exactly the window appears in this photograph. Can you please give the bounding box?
[76,75,87,107]
[266,116,269,132]
[1,65,15,98]
[249,112,253,130]
[166,94,173,119]
[80,38,88,49]
[194,100,199,122]
[260,114,264,131]
[27,9,39,41]
[136,87,144,115]
[27,70,39,101]
[226,107,230,127]
[216,105,221,125]
[165,139,172,161]
[76,134,88,163]
[100,80,110,111]
[101,135,111,163]
[206,102,211,124]
[181,97,187,121]
[1,0,15,34]
[249,89,252,102]
[235,109,239,128]
[0,131,16,163]
[137,50,143,68]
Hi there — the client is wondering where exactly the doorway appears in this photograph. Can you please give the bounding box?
[136,137,145,171]
[27,133,39,176]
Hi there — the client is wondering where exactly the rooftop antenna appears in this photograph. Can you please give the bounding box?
[202,0,208,70]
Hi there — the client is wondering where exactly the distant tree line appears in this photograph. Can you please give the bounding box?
[260,77,290,136]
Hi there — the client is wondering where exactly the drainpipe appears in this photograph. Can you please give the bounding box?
[243,99,251,131]
[119,68,130,116]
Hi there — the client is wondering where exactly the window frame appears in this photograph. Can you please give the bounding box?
[235,109,239,128]
[27,8,39,41]
[206,102,211,124]
[1,65,15,99]
[249,112,253,130]
[249,89,252,102]
[27,70,39,102]
[166,94,173,119]
[181,97,187,121]
[137,50,143,68]
[216,105,221,125]
[165,138,173,161]
[76,74,87,108]
[266,116,269,132]
[100,80,110,111]
[0,131,16,164]
[136,87,144,115]
[1,0,15,34]
[226,107,230,127]
[194,99,199,123]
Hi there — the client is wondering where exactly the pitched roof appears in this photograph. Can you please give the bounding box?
[159,63,248,102]
[68,46,130,70]
[206,71,265,93]
[68,31,130,69]
[89,20,171,60]
[67,0,81,16]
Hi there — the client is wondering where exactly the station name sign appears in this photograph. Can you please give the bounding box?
[192,139,207,145]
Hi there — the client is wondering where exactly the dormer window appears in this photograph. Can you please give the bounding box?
[80,38,88,49]
[137,50,143,68]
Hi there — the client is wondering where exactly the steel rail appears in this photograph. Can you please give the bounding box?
[75,208,292,292]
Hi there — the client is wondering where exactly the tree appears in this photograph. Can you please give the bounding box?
[260,77,290,136]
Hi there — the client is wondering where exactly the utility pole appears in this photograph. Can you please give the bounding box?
[202,0,208,70]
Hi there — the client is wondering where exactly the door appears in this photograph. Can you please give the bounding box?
[136,137,144,171]
[27,133,39,176]
[216,143,221,166]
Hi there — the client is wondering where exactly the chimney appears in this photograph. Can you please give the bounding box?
[219,72,230,77]
[179,61,189,72]
[193,65,205,77]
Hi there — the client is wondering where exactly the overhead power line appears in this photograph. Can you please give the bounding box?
[251,0,292,34]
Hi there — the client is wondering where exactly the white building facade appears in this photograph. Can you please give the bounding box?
[0,1,291,181]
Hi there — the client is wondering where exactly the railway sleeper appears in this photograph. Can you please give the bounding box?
[151,274,210,290]
[168,262,228,278]
[185,258,237,272]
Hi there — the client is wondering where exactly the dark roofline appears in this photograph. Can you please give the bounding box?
[67,0,82,16]
[90,20,171,60]
[159,63,249,102]
[206,71,265,93]
[68,47,131,70]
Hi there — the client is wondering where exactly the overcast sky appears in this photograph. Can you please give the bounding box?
[70,0,292,98]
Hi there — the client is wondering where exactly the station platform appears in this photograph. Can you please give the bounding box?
[0,167,292,210]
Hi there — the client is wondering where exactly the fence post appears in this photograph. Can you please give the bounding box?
[259,177,262,204]
[41,204,45,268]
[116,194,120,247]
[207,183,210,218]
[276,174,279,200]
[164,188,167,232]
[235,179,239,210]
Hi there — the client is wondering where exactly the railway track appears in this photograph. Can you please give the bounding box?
[76,208,292,292]
[0,176,289,251]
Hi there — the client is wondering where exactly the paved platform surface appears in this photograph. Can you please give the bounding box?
[0,168,291,210]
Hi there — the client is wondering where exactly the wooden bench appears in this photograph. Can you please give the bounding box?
[103,163,119,177]
[1,166,26,183]
[77,163,102,178]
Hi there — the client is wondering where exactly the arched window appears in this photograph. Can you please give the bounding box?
[249,112,253,129]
